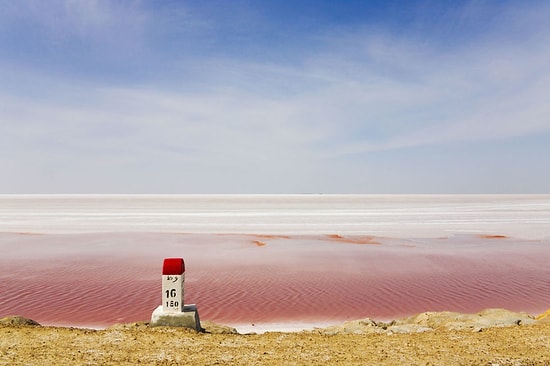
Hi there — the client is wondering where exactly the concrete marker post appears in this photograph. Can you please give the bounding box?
[151,257,201,331]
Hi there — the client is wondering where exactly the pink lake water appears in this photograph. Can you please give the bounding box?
[0,197,550,327]
[1,232,549,329]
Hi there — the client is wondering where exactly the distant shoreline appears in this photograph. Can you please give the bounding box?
[2,194,550,238]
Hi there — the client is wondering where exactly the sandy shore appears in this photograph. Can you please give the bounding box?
[2,309,550,365]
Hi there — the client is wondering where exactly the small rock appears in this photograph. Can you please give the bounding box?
[200,320,238,334]
[0,316,41,327]
[393,308,535,331]
[315,318,386,335]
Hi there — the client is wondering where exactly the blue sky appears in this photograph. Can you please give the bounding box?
[1,0,549,193]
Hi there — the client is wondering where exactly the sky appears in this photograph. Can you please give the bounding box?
[1,0,549,194]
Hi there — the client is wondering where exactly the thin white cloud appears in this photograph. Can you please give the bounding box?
[1,1,550,192]
[0,0,147,57]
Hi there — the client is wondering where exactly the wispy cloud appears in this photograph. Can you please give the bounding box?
[1,1,550,192]
[0,0,146,41]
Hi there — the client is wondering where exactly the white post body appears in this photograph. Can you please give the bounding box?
[152,257,201,331]
[162,273,185,312]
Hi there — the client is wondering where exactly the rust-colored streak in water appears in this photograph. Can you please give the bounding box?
[478,234,508,239]
[325,234,381,245]
[1,233,549,327]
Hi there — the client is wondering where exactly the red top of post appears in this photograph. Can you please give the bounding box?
[162,258,185,275]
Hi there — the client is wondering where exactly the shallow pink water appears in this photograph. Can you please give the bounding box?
[1,232,549,327]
